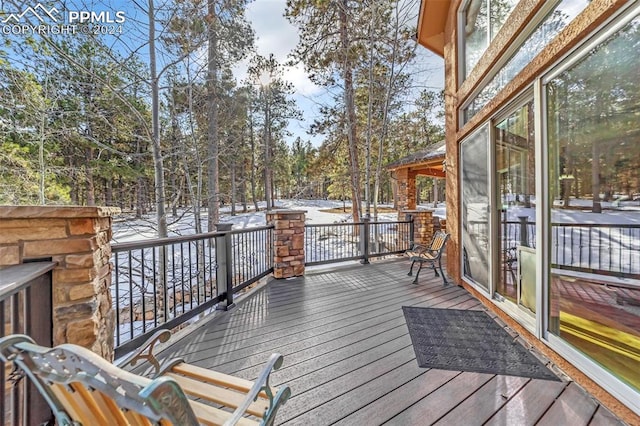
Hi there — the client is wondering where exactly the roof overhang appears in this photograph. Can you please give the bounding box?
[386,140,446,173]
[416,0,451,57]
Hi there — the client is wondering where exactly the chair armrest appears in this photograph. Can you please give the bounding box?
[115,329,171,375]
[406,244,429,255]
[226,353,291,426]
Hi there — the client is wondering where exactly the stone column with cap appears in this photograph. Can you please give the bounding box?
[0,206,119,360]
[400,209,435,246]
[266,210,306,278]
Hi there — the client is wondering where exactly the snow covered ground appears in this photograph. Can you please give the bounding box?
[111,199,421,243]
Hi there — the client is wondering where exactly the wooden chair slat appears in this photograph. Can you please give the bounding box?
[93,390,131,426]
[51,383,86,422]
[189,399,259,426]
[70,383,110,425]
[172,362,273,398]
[166,372,269,417]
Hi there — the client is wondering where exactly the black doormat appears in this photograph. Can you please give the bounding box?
[402,306,560,381]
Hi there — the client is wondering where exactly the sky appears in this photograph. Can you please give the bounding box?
[240,0,445,148]
[0,0,444,148]
[240,0,326,146]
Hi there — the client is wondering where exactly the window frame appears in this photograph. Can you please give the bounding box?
[540,1,640,412]
[458,0,564,126]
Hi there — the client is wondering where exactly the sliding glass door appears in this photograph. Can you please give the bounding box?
[494,100,537,315]
[461,126,490,290]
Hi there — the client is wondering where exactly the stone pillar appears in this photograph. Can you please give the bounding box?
[0,206,120,360]
[400,209,435,246]
[266,210,306,279]
[396,168,418,213]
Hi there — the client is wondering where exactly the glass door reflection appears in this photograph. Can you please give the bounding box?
[495,100,536,313]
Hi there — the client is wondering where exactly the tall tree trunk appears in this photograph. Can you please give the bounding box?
[185,58,203,234]
[207,0,221,230]
[116,178,124,209]
[249,113,259,211]
[231,160,237,216]
[148,0,168,324]
[374,1,405,221]
[38,98,46,205]
[105,179,113,206]
[240,156,247,212]
[85,147,95,206]
[148,0,168,238]
[263,89,272,210]
[339,1,361,223]
[364,4,375,218]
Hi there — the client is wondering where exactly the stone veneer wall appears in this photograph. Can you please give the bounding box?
[266,210,306,279]
[399,209,435,246]
[395,168,417,212]
[0,206,119,360]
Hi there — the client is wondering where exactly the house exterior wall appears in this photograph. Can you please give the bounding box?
[438,0,639,422]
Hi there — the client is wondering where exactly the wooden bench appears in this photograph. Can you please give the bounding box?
[0,330,290,425]
[405,230,450,285]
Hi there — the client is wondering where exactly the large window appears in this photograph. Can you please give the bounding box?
[461,126,490,290]
[462,0,517,78]
[546,12,640,393]
[463,0,588,122]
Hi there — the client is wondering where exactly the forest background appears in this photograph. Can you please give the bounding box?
[0,0,446,238]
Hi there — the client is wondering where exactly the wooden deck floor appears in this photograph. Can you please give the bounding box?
[157,259,624,426]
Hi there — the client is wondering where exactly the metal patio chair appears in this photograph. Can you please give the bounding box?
[406,230,450,285]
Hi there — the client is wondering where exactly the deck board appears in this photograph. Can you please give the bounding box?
[384,372,496,425]
[156,259,626,425]
[433,375,531,425]
[485,379,568,425]
[536,382,598,426]
[332,368,460,425]
[590,405,626,426]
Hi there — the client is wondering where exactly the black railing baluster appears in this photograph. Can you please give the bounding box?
[208,238,213,300]
[238,234,243,286]
[608,228,613,271]
[128,251,133,341]
[570,226,575,266]
[180,242,185,315]
[598,228,603,271]
[152,248,157,329]
[11,294,20,425]
[629,228,633,274]
[114,255,121,346]
[141,248,146,333]
[188,241,193,311]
